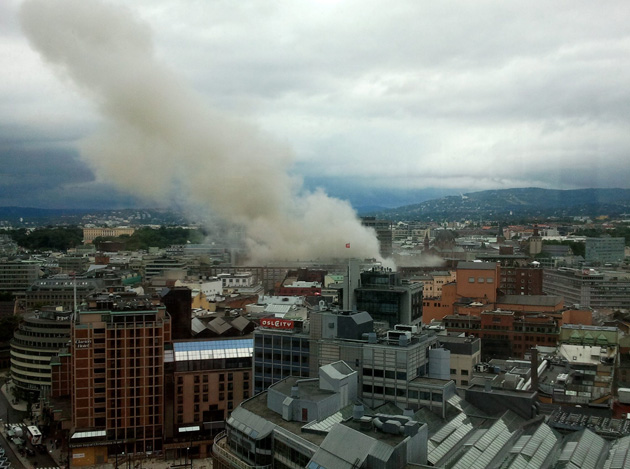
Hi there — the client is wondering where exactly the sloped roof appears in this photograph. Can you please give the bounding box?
[207,317,233,335]
[604,435,630,469]
[231,315,252,332]
[556,429,608,468]
[452,411,525,469]
[308,424,392,469]
[498,422,561,468]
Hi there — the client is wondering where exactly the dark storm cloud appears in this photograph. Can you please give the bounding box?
[2,0,630,210]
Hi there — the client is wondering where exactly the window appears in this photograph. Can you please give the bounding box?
[469,277,475,283]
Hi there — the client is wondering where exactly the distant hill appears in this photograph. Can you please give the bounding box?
[369,188,630,221]
[0,207,188,227]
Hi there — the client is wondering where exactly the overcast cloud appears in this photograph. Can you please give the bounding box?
[2,0,630,210]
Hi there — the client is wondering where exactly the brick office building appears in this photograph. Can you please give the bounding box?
[443,310,560,360]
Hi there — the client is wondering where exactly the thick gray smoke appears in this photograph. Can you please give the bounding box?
[20,0,384,263]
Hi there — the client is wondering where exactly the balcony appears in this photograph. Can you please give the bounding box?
[212,431,271,469]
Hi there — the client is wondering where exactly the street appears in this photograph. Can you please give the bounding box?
[0,376,60,468]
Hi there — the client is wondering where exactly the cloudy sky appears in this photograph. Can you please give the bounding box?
[2,0,629,211]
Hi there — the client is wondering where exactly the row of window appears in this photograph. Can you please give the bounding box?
[468,277,494,283]
[362,368,407,380]
[362,384,443,402]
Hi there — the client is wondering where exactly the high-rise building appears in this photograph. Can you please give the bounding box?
[355,268,423,326]
[160,286,192,340]
[361,217,393,258]
[68,293,170,465]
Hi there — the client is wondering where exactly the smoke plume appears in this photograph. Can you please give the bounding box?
[19,0,383,263]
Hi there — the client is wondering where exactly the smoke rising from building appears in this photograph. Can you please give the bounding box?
[19,0,383,263]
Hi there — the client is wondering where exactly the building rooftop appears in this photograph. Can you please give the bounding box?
[457,261,497,270]
[166,338,253,363]
[497,294,564,307]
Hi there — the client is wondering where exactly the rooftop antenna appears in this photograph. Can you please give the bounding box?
[72,271,77,314]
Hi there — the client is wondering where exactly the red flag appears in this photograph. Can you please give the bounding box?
[346,243,350,248]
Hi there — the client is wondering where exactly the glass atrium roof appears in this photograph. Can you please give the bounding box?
[172,339,253,362]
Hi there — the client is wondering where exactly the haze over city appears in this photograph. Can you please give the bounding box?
[2,0,630,212]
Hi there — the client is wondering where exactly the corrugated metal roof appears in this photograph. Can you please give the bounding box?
[498,423,560,469]
[428,413,475,465]
[452,412,522,469]
[604,435,630,469]
[556,430,608,469]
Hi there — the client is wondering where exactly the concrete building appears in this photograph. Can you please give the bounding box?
[143,256,188,281]
[544,267,630,310]
[253,318,311,395]
[438,333,482,387]
[10,308,72,400]
[361,217,393,258]
[56,255,90,275]
[215,364,630,469]
[585,236,625,265]
[0,260,40,293]
[214,361,429,469]
[24,275,105,311]
[355,268,423,327]
[254,305,455,415]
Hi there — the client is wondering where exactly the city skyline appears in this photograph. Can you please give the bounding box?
[2,0,630,211]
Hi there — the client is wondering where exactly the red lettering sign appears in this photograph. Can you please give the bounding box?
[261,318,294,329]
